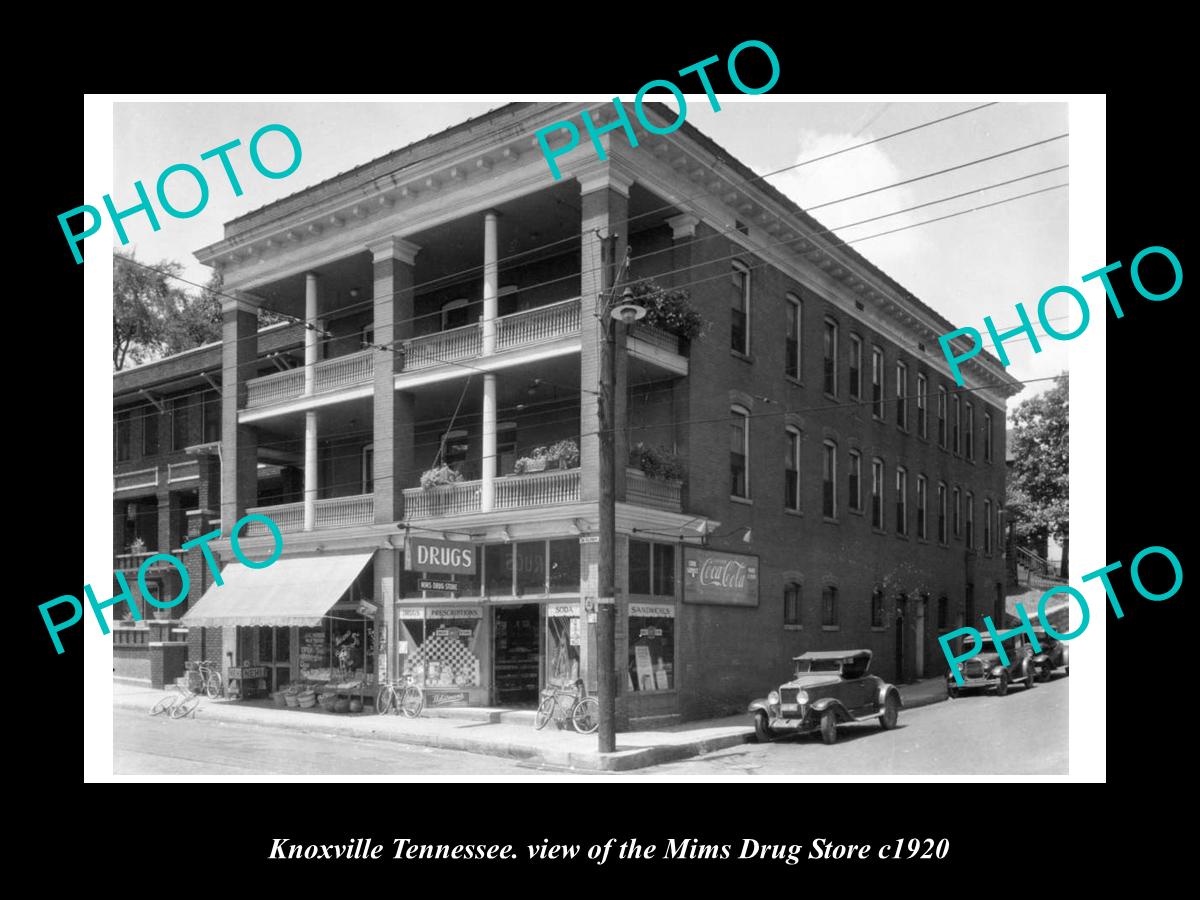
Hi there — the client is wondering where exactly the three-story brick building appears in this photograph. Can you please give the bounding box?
[148,102,1019,727]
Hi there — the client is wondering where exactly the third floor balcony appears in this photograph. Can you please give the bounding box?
[244,297,583,411]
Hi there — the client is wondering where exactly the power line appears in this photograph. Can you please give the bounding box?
[114,103,1005,344]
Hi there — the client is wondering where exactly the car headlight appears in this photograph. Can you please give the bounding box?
[767,691,780,706]
[796,690,809,704]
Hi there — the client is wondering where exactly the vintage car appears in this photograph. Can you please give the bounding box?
[748,650,901,745]
[1031,627,1069,681]
[946,633,1036,697]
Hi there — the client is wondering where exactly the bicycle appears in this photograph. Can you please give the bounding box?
[534,680,598,734]
[190,659,223,699]
[148,683,202,719]
[375,674,424,718]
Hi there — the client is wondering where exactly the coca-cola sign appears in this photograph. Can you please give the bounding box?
[682,548,759,607]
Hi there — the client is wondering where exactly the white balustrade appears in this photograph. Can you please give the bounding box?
[244,502,305,534]
[313,349,375,394]
[245,368,304,408]
[496,297,581,351]
[314,494,375,528]
[495,468,580,510]
[402,323,483,372]
[402,481,482,519]
[630,323,681,354]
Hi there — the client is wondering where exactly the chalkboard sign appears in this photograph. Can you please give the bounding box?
[300,628,329,669]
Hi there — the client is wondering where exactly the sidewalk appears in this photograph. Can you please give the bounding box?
[114,676,946,772]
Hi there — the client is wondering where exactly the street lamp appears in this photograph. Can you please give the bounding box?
[597,266,644,753]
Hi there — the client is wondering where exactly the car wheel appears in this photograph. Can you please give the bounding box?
[947,684,959,699]
[1025,666,1036,690]
[880,694,899,730]
[819,710,837,745]
[995,672,1009,697]
[1065,666,1069,677]
[754,712,773,744]
[1037,665,1051,683]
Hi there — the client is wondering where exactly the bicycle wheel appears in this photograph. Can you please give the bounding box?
[375,685,395,715]
[534,695,556,730]
[149,695,175,716]
[205,672,223,700]
[572,697,599,734]
[171,694,200,719]
[401,685,424,718]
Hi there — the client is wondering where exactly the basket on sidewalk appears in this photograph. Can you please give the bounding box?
[297,690,317,709]
[272,691,289,708]
[284,691,300,708]
[319,692,338,712]
[334,698,350,714]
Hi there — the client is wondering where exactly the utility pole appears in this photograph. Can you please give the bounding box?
[596,230,618,754]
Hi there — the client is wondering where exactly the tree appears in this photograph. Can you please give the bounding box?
[113,250,183,369]
[114,251,227,370]
[1006,373,1069,576]
[161,268,223,357]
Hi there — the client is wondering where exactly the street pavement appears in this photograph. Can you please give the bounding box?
[113,675,1065,777]
[649,674,1068,777]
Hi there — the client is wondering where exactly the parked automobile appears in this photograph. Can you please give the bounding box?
[946,633,1036,697]
[748,650,902,745]
[1031,627,1069,681]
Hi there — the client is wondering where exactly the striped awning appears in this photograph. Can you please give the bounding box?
[181,552,374,627]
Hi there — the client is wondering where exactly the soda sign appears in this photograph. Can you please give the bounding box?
[683,548,759,607]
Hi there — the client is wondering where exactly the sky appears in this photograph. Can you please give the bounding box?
[112,99,1070,412]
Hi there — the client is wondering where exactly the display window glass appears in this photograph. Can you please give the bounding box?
[549,539,580,593]
[515,541,545,595]
[547,603,581,687]
[627,603,675,692]
[398,607,483,688]
[485,544,513,596]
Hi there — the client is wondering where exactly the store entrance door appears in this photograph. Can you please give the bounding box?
[492,604,540,707]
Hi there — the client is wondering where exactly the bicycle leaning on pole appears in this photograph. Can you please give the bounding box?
[375,673,424,718]
[534,679,599,734]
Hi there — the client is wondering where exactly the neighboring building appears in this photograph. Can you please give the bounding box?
[150,102,1018,727]
[112,323,304,685]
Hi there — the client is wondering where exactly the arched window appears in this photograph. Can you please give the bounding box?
[871,588,885,628]
[784,582,802,626]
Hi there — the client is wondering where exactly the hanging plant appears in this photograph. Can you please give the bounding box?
[128,536,147,555]
[629,442,685,481]
[420,464,463,491]
[625,279,707,342]
[545,439,580,469]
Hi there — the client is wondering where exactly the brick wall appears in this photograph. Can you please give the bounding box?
[660,224,1008,717]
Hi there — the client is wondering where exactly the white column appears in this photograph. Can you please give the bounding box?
[305,272,319,395]
[481,374,497,512]
[481,211,499,355]
[304,410,317,531]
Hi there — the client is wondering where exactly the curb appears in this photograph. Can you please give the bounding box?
[898,691,948,710]
[116,694,754,772]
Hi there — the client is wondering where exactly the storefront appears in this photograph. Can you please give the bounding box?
[182,551,378,694]
[396,536,588,709]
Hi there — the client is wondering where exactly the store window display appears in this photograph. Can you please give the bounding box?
[627,603,675,692]
[547,604,581,686]
[397,607,483,688]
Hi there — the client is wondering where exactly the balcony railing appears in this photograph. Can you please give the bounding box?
[402,321,482,372]
[629,323,682,355]
[314,494,374,529]
[245,349,376,410]
[403,468,580,520]
[242,495,375,535]
[625,468,682,512]
[313,349,374,394]
[243,299,582,409]
[496,297,581,351]
[246,368,304,408]
[114,467,159,492]
[114,549,187,571]
[244,502,304,534]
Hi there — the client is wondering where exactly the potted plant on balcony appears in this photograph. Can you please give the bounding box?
[128,536,147,556]
[420,463,463,491]
[629,442,685,481]
[625,279,707,344]
[513,447,547,474]
[544,439,580,470]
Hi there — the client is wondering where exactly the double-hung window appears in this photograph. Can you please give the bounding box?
[731,406,750,498]
[731,263,750,355]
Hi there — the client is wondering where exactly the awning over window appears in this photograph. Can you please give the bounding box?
[181,552,374,627]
